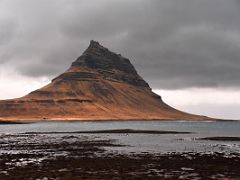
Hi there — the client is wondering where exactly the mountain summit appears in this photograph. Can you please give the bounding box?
[53,40,149,88]
[0,41,210,121]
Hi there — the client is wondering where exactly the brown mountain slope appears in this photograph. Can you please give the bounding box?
[0,41,210,121]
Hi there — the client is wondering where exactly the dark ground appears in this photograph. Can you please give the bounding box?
[0,133,239,180]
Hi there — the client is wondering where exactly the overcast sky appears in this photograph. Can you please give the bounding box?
[0,0,240,119]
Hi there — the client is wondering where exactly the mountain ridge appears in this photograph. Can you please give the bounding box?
[0,40,211,121]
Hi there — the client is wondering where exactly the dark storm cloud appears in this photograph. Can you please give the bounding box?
[0,0,240,89]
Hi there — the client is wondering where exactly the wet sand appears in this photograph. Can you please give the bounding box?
[200,136,240,141]
[0,133,240,180]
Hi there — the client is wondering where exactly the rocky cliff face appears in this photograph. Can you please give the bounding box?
[53,41,149,87]
[0,41,210,121]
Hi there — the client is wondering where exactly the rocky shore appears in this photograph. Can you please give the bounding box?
[0,132,239,180]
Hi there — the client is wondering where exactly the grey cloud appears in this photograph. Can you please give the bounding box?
[0,19,18,46]
[0,0,240,89]
[135,27,240,89]
[180,104,240,120]
[0,18,19,64]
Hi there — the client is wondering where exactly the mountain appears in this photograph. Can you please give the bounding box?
[0,40,210,121]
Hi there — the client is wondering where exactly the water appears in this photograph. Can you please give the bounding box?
[0,120,240,154]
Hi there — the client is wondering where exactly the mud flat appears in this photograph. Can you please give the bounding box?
[24,129,192,134]
[200,136,240,141]
[0,133,239,180]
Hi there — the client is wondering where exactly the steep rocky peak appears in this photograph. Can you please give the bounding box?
[84,40,108,54]
[53,40,150,88]
[72,40,137,74]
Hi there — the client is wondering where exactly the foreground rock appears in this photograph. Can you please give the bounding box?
[0,133,239,180]
[0,40,210,121]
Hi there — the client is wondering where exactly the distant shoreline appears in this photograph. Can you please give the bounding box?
[0,120,29,124]
[23,129,192,135]
[0,118,238,125]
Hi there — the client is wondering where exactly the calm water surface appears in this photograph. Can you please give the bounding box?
[0,120,240,154]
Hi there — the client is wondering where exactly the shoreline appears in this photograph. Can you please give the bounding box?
[1,118,236,124]
[22,129,193,134]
